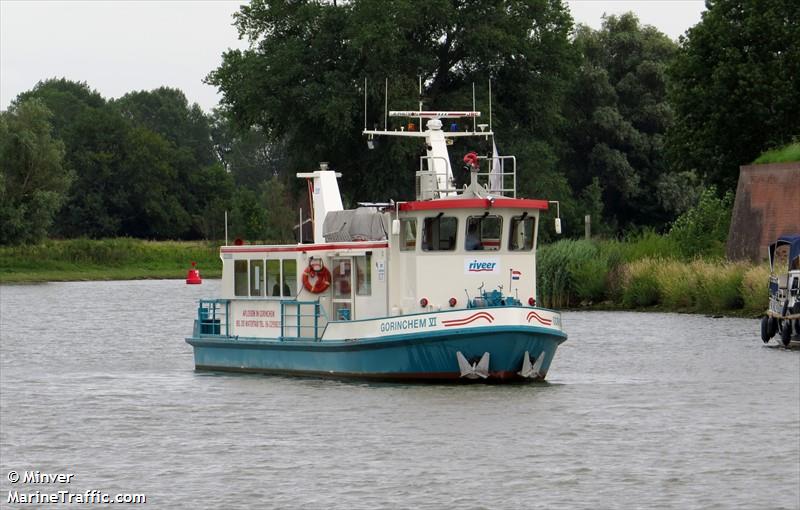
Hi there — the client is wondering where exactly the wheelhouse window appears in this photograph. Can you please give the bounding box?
[422,216,458,251]
[266,259,281,296]
[465,215,502,251]
[355,254,372,296]
[282,259,297,297]
[333,258,352,299]
[249,260,264,296]
[509,215,536,251]
[233,258,294,298]
[234,260,248,296]
[399,218,417,251]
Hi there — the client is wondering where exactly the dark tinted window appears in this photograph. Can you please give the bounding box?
[422,216,458,251]
[509,216,536,251]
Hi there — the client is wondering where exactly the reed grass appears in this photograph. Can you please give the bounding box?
[4,236,771,316]
[741,264,770,315]
[538,238,768,316]
[0,238,222,283]
[538,239,609,308]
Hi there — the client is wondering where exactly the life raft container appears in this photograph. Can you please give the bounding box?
[302,259,331,293]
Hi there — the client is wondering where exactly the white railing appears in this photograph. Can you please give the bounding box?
[415,155,517,199]
[477,155,516,198]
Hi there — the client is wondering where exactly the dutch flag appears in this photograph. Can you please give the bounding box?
[511,270,522,280]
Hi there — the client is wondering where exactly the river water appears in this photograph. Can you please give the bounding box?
[1,280,798,509]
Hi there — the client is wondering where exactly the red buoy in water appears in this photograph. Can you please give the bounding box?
[186,261,202,284]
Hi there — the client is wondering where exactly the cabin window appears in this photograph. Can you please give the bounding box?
[400,218,417,251]
[234,260,248,296]
[266,259,281,296]
[355,254,372,296]
[422,216,458,251]
[333,258,352,298]
[282,259,297,297]
[249,260,264,296]
[465,215,502,251]
[509,215,536,251]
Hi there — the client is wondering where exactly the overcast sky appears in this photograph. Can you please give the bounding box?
[0,0,705,112]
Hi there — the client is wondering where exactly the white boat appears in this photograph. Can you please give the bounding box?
[761,234,800,346]
[186,97,567,382]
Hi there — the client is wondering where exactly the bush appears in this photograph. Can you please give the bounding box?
[667,187,733,258]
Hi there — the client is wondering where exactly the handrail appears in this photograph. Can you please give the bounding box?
[418,156,455,200]
[197,299,230,337]
[416,154,517,198]
[280,300,326,341]
[419,155,453,176]
[477,154,517,198]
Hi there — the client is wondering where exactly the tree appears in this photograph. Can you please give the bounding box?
[668,0,800,191]
[668,186,733,257]
[0,99,71,244]
[17,79,234,240]
[260,176,296,242]
[207,0,577,206]
[114,88,235,239]
[113,87,215,167]
[560,13,677,233]
[114,127,192,238]
[16,79,127,237]
[210,108,286,189]
[230,188,267,241]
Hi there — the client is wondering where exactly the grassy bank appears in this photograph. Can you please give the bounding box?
[753,142,800,164]
[3,236,769,317]
[537,236,769,317]
[0,238,222,283]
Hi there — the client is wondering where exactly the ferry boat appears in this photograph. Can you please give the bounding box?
[185,103,568,382]
[761,234,800,346]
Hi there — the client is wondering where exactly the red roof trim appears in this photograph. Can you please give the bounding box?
[398,198,549,212]
[221,241,389,254]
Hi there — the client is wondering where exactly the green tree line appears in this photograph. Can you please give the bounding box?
[2,0,797,245]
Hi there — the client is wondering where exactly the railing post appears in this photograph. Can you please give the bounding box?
[512,156,517,198]
[314,302,319,341]
[296,303,301,338]
[280,301,284,340]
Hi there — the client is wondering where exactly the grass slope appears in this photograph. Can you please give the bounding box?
[753,142,800,164]
[0,238,222,283]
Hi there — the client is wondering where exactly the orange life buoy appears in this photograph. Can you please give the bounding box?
[302,259,331,293]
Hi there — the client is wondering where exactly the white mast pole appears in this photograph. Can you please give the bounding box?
[384,78,388,131]
[489,79,492,133]
[364,77,367,131]
[472,82,476,133]
[418,75,423,129]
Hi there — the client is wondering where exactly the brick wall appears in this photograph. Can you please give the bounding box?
[726,162,800,261]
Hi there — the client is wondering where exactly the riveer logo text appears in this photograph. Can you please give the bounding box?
[465,258,500,273]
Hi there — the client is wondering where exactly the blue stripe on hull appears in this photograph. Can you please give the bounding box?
[186,326,566,382]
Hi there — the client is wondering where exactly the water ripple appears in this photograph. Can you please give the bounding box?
[1,281,798,509]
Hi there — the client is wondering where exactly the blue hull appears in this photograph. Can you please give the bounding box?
[186,326,567,382]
